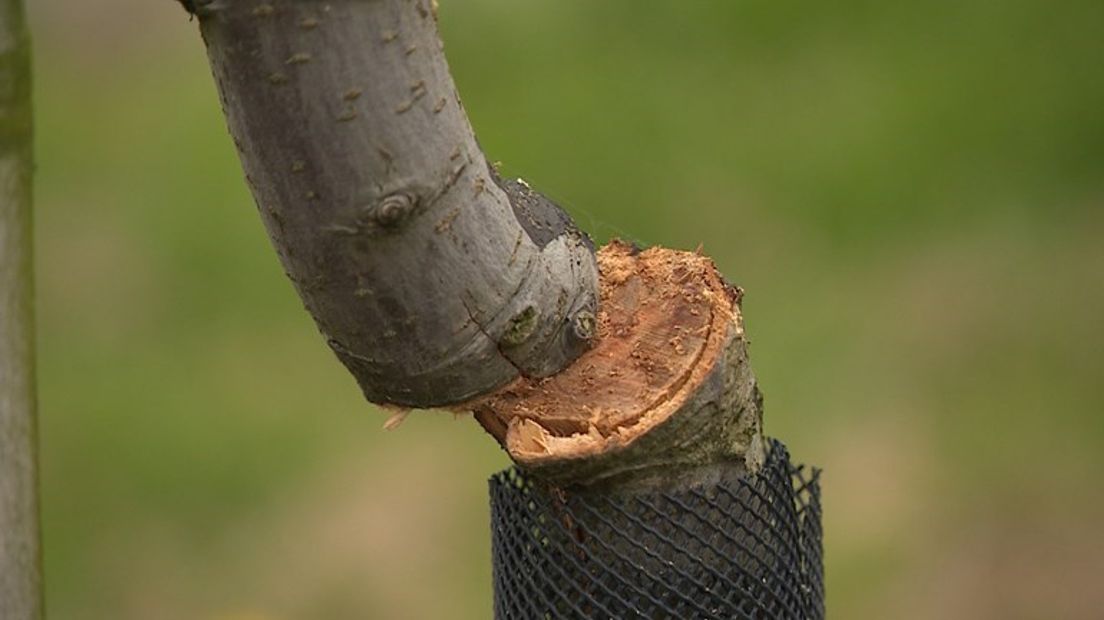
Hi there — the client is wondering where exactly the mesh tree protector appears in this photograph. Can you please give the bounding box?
[489,440,823,619]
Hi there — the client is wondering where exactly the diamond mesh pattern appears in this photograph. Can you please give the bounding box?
[489,440,823,619]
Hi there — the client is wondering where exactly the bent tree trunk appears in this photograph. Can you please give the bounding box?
[183,0,763,487]
[0,0,42,618]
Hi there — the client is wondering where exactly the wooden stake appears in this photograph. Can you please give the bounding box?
[0,0,43,616]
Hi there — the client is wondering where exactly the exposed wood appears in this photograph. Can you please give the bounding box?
[471,242,765,488]
[189,0,599,408]
[0,0,43,616]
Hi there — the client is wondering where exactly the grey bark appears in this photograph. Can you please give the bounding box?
[0,0,43,617]
[188,0,599,408]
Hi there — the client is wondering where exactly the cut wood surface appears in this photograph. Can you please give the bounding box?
[471,242,764,488]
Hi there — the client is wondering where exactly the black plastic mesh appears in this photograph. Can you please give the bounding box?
[489,440,823,619]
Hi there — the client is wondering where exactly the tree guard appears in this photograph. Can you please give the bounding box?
[490,441,823,619]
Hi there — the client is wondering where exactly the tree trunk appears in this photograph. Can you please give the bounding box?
[0,0,43,617]
[182,0,764,487]
[190,0,599,408]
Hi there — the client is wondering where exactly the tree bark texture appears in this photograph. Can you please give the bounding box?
[0,0,43,617]
[185,0,765,488]
[192,0,599,408]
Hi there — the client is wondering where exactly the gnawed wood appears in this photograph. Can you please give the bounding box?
[471,242,765,488]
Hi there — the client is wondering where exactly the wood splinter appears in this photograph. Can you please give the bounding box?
[467,241,766,489]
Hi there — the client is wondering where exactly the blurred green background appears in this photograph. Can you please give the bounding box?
[28,0,1103,618]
